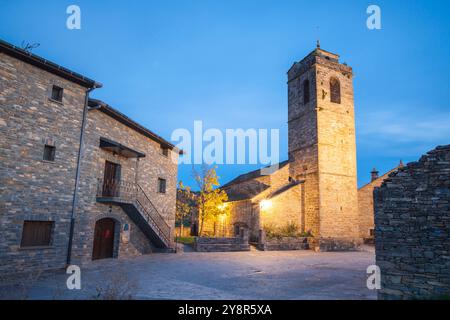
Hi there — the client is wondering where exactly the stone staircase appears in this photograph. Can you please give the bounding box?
[194,237,250,252]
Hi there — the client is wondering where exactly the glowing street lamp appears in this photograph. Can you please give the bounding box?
[260,199,272,211]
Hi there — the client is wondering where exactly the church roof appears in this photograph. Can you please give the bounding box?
[221,160,289,188]
[226,182,271,202]
[267,180,304,200]
[222,160,297,202]
[358,161,404,190]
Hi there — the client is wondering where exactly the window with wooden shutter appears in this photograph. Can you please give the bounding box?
[20,221,54,247]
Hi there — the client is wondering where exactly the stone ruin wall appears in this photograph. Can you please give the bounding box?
[374,145,450,299]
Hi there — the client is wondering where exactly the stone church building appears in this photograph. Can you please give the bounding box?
[220,44,401,251]
[0,39,180,275]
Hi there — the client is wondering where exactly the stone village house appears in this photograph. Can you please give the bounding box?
[0,39,180,275]
[198,44,403,251]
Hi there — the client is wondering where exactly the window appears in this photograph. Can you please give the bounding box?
[43,145,56,162]
[330,77,341,104]
[51,85,63,102]
[303,80,310,104]
[20,221,54,247]
[161,146,169,157]
[369,229,375,237]
[158,178,167,194]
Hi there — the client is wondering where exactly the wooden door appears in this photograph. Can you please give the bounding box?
[102,161,121,197]
[92,218,115,260]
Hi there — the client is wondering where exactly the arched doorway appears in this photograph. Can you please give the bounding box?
[92,218,116,260]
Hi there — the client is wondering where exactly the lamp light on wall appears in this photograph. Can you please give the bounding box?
[260,199,272,211]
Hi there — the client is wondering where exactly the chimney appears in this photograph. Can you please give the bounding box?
[370,168,379,182]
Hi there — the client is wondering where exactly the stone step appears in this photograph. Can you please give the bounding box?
[195,244,250,252]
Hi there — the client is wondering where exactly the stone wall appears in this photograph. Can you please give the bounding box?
[224,164,303,242]
[194,231,250,252]
[258,184,302,233]
[0,52,87,275]
[200,171,271,238]
[288,58,320,240]
[358,170,393,240]
[288,48,360,251]
[314,60,360,249]
[71,106,178,264]
[0,51,179,275]
[374,145,450,300]
[228,200,255,237]
[258,231,309,251]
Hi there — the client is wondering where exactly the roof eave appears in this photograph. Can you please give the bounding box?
[89,98,182,154]
[0,39,102,89]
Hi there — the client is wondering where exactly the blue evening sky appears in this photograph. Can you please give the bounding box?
[1,0,449,189]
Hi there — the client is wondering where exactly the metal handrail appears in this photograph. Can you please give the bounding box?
[96,179,171,245]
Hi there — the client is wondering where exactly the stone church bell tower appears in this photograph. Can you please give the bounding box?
[287,44,361,251]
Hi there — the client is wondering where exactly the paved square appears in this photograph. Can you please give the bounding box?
[0,248,377,300]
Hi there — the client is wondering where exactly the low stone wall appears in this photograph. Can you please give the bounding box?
[318,237,361,252]
[374,145,450,300]
[194,227,250,252]
[258,237,309,251]
[194,237,250,252]
[257,230,310,251]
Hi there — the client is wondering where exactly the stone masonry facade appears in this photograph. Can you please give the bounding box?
[0,51,88,275]
[71,103,179,265]
[0,40,178,275]
[219,46,364,251]
[374,145,450,299]
[212,162,302,243]
[288,46,360,251]
[358,166,400,241]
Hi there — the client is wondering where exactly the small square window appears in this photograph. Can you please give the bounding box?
[43,145,56,162]
[158,178,167,194]
[21,221,54,247]
[161,146,169,157]
[51,85,63,102]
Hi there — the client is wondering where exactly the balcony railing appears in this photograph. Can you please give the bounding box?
[96,179,171,246]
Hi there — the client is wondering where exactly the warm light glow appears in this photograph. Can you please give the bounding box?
[260,199,272,211]
[218,203,228,211]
